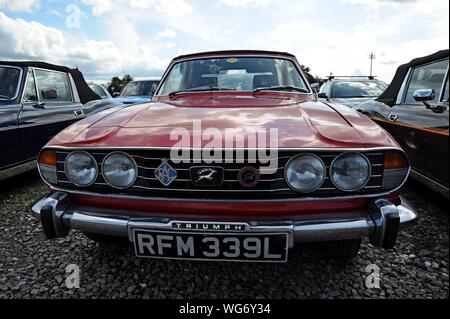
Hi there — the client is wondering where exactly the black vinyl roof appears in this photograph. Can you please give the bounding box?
[376,49,449,106]
[0,61,100,104]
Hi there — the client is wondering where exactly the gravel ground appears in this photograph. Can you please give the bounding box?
[0,170,448,299]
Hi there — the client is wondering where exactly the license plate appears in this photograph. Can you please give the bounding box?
[132,229,289,262]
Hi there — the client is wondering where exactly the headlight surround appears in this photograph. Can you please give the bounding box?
[65,151,98,187]
[330,152,371,192]
[284,154,326,193]
[102,152,137,189]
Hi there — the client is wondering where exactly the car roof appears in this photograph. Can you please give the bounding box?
[172,50,297,62]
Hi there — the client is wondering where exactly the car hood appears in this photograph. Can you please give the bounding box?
[48,96,399,149]
[115,96,151,104]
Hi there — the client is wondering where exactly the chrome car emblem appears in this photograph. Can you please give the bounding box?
[190,166,224,187]
[154,158,177,186]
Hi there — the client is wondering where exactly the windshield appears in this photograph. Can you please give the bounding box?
[121,80,159,97]
[157,57,309,96]
[0,66,21,99]
[331,80,387,98]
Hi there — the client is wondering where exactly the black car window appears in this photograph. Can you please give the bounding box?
[23,69,38,102]
[35,69,73,102]
[331,81,387,98]
[121,81,158,97]
[0,66,21,99]
[404,59,449,104]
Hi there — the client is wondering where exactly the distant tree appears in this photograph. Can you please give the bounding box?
[300,65,323,85]
[107,74,134,95]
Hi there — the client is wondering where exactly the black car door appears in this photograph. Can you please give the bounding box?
[18,68,86,162]
[0,65,23,171]
[380,59,449,187]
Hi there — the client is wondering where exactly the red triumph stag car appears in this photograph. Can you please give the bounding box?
[32,50,417,262]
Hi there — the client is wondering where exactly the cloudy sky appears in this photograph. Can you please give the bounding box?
[0,0,448,83]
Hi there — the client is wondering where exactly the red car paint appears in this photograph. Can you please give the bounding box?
[45,50,403,219]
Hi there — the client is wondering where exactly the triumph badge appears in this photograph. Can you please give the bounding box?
[155,158,177,186]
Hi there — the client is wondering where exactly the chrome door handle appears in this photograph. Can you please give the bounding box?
[74,110,84,117]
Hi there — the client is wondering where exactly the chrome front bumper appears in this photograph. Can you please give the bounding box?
[31,192,417,249]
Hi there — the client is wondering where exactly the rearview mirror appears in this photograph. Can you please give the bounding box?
[413,89,435,102]
[42,89,57,100]
[149,83,158,96]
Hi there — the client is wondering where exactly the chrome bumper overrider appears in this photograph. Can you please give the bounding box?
[31,192,417,249]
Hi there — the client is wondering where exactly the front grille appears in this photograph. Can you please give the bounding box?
[55,149,385,200]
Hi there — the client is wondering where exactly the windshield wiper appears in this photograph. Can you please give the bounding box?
[253,86,309,93]
[0,94,11,99]
[168,86,235,98]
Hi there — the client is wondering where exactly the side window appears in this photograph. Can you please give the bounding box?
[90,84,106,97]
[23,69,38,102]
[35,69,73,102]
[404,59,449,104]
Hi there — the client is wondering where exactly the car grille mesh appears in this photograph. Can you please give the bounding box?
[55,149,384,200]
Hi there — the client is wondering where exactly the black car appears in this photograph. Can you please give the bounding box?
[0,61,122,181]
[318,76,388,107]
[356,50,449,197]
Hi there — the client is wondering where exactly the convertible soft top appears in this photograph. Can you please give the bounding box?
[0,61,100,104]
[376,49,449,106]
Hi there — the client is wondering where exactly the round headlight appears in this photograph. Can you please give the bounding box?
[330,153,371,192]
[65,151,98,187]
[102,152,137,189]
[285,154,326,193]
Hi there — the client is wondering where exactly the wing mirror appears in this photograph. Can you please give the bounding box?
[413,89,446,113]
[310,83,320,93]
[317,92,328,99]
[413,89,435,102]
[113,92,120,98]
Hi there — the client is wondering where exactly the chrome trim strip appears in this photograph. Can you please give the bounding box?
[46,184,397,203]
[47,146,403,152]
[396,67,412,105]
[410,169,449,199]
[0,160,37,181]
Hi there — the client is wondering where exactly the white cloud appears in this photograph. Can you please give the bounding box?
[82,0,193,17]
[0,0,40,12]
[158,28,177,38]
[81,0,112,16]
[0,12,168,78]
[218,0,271,7]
